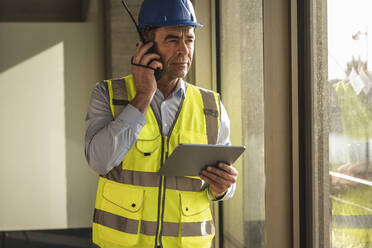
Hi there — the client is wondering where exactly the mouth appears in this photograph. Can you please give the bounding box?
[171,62,188,70]
[171,57,189,65]
[172,60,188,65]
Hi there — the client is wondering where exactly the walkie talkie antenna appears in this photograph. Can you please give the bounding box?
[121,0,145,43]
[121,0,163,80]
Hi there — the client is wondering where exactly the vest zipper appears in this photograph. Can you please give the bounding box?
[154,134,165,248]
[152,102,165,248]
[158,136,168,248]
[153,85,187,248]
[157,88,187,247]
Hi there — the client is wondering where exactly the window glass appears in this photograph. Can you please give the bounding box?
[220,0,265,247]
[328,1,372,247]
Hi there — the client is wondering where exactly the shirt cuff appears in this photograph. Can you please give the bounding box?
[207,183,236,201]
[116,104,147,131]
[207,186,226,201]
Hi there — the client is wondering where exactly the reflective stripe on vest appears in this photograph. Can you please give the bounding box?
[333,215,372,228]
[107,79,129,118]
[94,208,215,237]
[103,166,204,192]
[199,88,219,144]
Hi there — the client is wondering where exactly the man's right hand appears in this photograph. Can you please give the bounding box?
[130,41,163,114]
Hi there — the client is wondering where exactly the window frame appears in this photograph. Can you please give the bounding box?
[298,0,331,248]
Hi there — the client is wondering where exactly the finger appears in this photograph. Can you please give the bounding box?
[205,167,234,182]
[140,53,161,66]
[148,60,163,70]
[218,163,238,176]
[205,166,237,182]
[202,177,228,198]
[134,41,144,56]
[133,41,149,64]
[200,174,226,192]
[133,41,154,64]
[201,170,233,188]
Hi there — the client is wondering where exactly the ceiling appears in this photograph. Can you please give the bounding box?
[0,0,90,22]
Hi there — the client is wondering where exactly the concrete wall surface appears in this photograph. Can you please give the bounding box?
[0,1,104,231]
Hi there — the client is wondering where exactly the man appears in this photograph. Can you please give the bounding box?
[85,0,237,247]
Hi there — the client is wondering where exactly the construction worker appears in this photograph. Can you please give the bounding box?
[84,0,237,247]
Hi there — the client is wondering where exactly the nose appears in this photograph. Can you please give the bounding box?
[177,40,188,56]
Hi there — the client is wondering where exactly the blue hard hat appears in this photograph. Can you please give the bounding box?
[138,0,203,28]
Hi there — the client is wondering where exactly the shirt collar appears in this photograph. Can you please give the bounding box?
[173,78,186,98]
[155,78,186,100]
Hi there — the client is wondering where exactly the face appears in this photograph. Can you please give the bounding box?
[153,26,195,80]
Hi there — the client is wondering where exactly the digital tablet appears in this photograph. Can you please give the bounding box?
[158,144,246,176]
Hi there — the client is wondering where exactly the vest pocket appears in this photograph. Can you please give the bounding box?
[179,191,215,248]
[124,134,161,172]
[135,133,161,155]
[180,191,210,217]
[97,181,145,247]
[102,181,144,213]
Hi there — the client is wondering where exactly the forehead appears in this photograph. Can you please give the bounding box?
[155,26,195,38]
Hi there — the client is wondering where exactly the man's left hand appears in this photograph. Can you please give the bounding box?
[200,162,238,199]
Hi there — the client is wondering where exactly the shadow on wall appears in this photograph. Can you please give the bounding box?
[0,22,101,230]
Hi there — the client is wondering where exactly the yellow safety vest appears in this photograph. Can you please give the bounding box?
[92,75,221,248]
[332,81,372,247]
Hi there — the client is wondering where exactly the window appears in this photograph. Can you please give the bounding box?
[328,1,372,247]
[219,0,265,247]
[305,0,372,247]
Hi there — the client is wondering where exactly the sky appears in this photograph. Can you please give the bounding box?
[328,0,372,80]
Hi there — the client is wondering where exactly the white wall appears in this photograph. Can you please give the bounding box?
[0,1,104,231]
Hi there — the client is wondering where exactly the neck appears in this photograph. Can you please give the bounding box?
[157,76,180,98]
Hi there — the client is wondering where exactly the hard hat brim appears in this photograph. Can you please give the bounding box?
[139,21,203,29]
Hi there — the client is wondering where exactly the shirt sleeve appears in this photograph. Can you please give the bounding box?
[217,101,231,145]
[84,82,147,175]
[207,101,236,201]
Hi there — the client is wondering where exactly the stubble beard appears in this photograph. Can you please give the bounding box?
[163,57,192,79]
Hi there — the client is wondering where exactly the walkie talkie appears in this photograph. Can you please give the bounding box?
[121,0,162,80]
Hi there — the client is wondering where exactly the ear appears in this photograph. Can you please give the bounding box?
[143,28,157,42]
